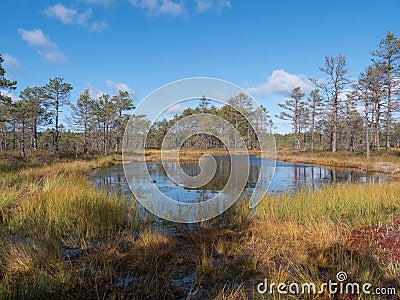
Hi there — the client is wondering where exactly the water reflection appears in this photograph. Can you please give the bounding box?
[92,156,386,202]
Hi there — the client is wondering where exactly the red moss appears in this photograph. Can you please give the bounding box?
[347,218,400,265]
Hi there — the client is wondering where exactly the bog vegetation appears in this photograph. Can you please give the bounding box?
[0,156,399,298]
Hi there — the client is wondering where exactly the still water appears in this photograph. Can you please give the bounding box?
[92,155,385,203]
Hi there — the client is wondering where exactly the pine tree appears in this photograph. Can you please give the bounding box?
[90,94,116,155]
[372,31,400,152]
[70,89,93,155]
[0,54,17,151]
[277,87,305,150]
[307,89,323,152]
[19,86,48,151]
[10,100,31,157]
[112,90,134,153]
[0,54,17,104]
[43,77,73,160]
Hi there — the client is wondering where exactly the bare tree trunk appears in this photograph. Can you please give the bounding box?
[4,126,7,151]
[0,125,5,151]
[55,95,60,160]
[374,100,381,152]
[21,119,25,158]
[294,98,300,150]
[365,95,370,159]
[103,123,107,155]
[83,114,88,155]
[386,69,392,152]
[332,95,338,152]
[311,110,315,152]
[12,120,16,150]
[294,123,300,150]
[33,118,38,150]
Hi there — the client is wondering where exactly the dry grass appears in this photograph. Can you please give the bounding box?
[276,149,400,178]
[0,154,400,299]
[125,149,258,162]
[213,284,248,300]
[258,182,400,227]
[0,156,136,298]
[246,182,400,298]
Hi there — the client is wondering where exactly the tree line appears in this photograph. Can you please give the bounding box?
[145,95,273,150]
[277,31,400,156]
[0,31,399,159]
[0,66,134,159]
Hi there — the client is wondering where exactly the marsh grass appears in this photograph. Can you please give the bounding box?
[0,154,399,299]
[244,182,400,298]
[142,148,260,163]
[0,156,138,299]
[258,182,400,227]
[276,149,400,178]
[213,284,248,300]
[2,161,129,240]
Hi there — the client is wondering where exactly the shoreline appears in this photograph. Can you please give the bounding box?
[120,149,400,180]
[275,149,400,180]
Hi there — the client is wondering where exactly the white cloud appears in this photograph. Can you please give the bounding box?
[216,0,231,10]
[271,118,292,134]
[85,82,105,98]
[2,53,22,73]
[195,0,212,12]
[195,0,230,12]
[106,80,135,95]
[18,29,66,64]
[247,69,311,96]
[208,91,230,101]
[43,3,107,32]
[37,50,67,65]
[165,103,184,114]
[0,90,18,102]
[161,103,184,120]
[77,0,112,6]
[130,0,187,17]
[44,3,92,26]
[90,21,108,31]
[85,81,135,99]
[339,88,353,101]
[18,28,57,49]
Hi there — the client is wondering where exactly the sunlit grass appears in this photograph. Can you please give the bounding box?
[1,156,129,240]
[6,175,128,239]
[0,153,399,298]
[276,149,400,177]
[258,182,400,227]
[0,156,138,298]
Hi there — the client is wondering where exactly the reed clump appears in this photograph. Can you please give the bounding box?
[257,182,400,227]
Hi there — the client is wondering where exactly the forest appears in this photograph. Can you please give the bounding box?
[1,31,400,160]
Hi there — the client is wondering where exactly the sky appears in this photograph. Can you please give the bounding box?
[1,0,400,133]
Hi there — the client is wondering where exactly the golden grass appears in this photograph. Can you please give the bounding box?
[243,182,400,298]
[258,182,400,227]
[276,149,400,178]
[1,157,129,240]
[136,148,260,162]
[0,154,399,298]
[0,156,137,298]
[213,284,248,300]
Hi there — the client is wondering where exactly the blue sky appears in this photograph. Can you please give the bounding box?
[1,0,400,132]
